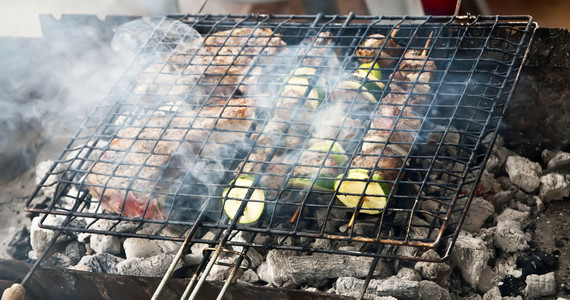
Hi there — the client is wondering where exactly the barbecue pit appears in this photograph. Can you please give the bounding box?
[14,13,539,299]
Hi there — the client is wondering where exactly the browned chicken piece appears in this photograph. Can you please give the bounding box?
[390,50,436,104]
[135,28,287,99]
[298,32,335,67]
[356,33,403,67]
[86,97,256,219]
[292,148,342,178]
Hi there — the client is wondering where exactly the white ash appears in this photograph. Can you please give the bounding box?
[524,272,556,298]
[493,208,531,253]
[83,219,121,255]
[539,173,570,202]
[238,269,260,284]
[546,150,570,169]
[477,267,500,293]
[396,267,422,282]
[116,253,181,277]
[30,215,75,254]
[449,231,491,288]
[75,253,124,274]
[505,156,542,193]
[418,280,451,300]
[482,287,502,300]
[183,231,217,265]
[457,197,495,233]
[123,238,179,259]
[414,249,451,282]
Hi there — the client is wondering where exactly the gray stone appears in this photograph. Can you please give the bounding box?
[397,267,422,281]
[418,280,451,300]
[482,287,502,300]
[450,231,491,288]
[539,173,570,202]
[116,253,181,277]
[414,250,452,282]
[505,156,542,193]
[76,253,124,274]
[462,197,495,233]
[524,272,556,298]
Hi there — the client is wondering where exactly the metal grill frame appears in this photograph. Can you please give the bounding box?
[25,14,536,262]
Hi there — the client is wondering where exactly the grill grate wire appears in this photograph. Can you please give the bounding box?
[26,14,535,264]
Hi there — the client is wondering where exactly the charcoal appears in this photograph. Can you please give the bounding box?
[449,231,491,288]
[525,272,556,298]
[35,159,61,198]
[546,150,570,170]
[494,219,529,253]
[30,215,73,254]
[482,287,502,300]
[376,277,420,299]
[260,250,296,287]
[485,190,516,211]
[477,267,500,293]
[396,267,421,281]
[335,276,419,300]
[238,269,260,284]
[205,257,236,281]
[288,252,392,287]
[418,280,451,300]
[414,249,451,283]
[486,145,512,173]
[116,253,181,277]
[123,237,179,259]
[82,219,121,255]
[76,253,124,274]
[505,156,541,193]
[461,197,495,233]
[42,252,72,268]
[64,240,86,265]
[539,173,570,201]
[541,149,558,165]
[7,226,32,260]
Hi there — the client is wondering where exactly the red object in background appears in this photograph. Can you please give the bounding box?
[421,0,458,15]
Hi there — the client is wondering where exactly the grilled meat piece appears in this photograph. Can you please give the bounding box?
[135,28,287,99]
[86,97,256,218]
[356,33,403,67]
[390,50,436,103]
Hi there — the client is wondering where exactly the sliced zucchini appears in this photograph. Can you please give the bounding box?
[308,141,349,166]
[357,62,382,82]
[282,77,321,110]
[222,175,265,224]
[339,80,378,103]
[334,169,389,214]
[288,175,335,191]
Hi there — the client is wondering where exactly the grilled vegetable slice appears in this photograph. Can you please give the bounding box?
[288,175,336,191]
[357,62,382,83]
[308,141,349,165]
[334,169,388,214]
[281,67,327,109]
[222,175,265,224]
[288,142,348,191]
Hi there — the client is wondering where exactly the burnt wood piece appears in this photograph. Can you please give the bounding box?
[0,259,352,300]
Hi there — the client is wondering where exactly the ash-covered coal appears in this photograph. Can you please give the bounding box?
[5,134,567,299]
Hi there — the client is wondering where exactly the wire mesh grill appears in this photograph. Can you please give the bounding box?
[25,14,536,261]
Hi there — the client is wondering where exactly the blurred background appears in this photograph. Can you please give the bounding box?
[0,0,568,38]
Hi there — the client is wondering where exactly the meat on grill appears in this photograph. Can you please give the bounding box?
[135,27,287,100]
[85,97,256,218]
[351,51,436,182]
[356,33,403,67]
